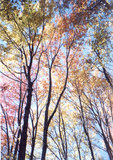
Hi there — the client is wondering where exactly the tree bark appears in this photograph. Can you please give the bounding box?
[41,123,48,160]
[18,82,33,160]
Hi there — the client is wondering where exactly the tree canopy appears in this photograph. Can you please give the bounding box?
[0,0,113,160]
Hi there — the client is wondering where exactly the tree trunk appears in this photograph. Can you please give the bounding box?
[83,123,95,160]
[13,128,21,160]
[41,111,49,160]
[30,136,36,160]
[78,95,95,160]
[100,125,113,160]
[18,82,33,160]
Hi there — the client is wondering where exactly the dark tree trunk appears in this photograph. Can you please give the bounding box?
[30,104,38,160]
[99,124,113,160]
[13,128,21,160]
[41,129,48,160]
[78,95,95,160]
[18,82,33,160]
[74,134,81,160]
[41,108,49,160]
[30,137,35,160]
[83,123,95,160]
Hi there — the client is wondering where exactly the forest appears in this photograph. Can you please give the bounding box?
[0,0,113,160]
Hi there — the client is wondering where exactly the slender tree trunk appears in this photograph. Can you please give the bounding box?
[77,146,81,160]
[74,134,81,160]
[41,130,48,160]
[83,123,95,160]
[30,126,38,160]
[99,124,113,160]
[103,135,113,160]
[41,108,49,160]
[18,82,33,160]
[13,128,21,160]
[78,95,95,160]
[41,68,52,160]
[30,96,39,160]
[30,137,35,160]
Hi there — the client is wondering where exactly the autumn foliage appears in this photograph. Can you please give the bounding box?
[0,0,113,160]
